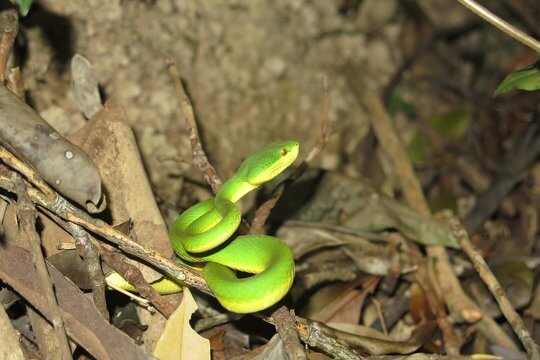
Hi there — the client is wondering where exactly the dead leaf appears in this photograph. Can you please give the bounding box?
[0,242,150,359]
[153,288,210,360]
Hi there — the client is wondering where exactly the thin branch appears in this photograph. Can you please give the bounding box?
[272,307,307,360]
[349,80,464,354]
[346,72,522,353]
[456,0,540,52]
[166,61,223,193]
[66,223,108,321]
[295,319,362,360]
[0,164,211,297]
[250,75,334,234]
[99,249,175,318]
[14,177,73,360]
[446,214,540,360]
[0,145,57,202]
[0,8,18,83]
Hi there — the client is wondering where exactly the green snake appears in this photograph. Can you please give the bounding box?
[106,141,298,313]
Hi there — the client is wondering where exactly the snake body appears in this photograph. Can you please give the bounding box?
[107,141,298,313]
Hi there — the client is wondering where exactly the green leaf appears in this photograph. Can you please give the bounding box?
[428,109,471,140]
[17,0,32,16]
[407,133,433,166]
[388,89,416,118]
[494,62,540,96]
[407,109,471,166]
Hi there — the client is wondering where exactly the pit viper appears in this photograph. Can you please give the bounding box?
[106,141,298,313]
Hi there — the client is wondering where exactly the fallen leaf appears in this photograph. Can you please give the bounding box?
[153,288,210,360]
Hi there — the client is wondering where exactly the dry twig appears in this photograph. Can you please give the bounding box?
[99,249,175,318]
[14,177,73,360]
[456,0,540,52]
[65,223,108,320]
[446,214,540,360]
[272,307,307,360]
[250,75,334,234]
[0,162,210,296]
[167,61,223,193]
[0,8,17,83]
[348,77,528,354]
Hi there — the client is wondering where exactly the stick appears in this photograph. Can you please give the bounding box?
[166,61,223,193]
[100,249,175,318]
[14,177,73,360]
[0,8,17,83]
[456,0,540,52]
[250,75,334,234]
[350,83,465,354]
[0,165,211,296]
[447,214,540,360]
[272,307,307,360]
[65,223,108,320]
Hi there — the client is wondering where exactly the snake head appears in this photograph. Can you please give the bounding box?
[242,140,299,186]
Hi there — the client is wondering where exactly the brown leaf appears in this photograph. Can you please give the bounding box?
[0,242,150,360]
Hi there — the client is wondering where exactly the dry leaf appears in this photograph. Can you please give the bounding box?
[153,288,210,360]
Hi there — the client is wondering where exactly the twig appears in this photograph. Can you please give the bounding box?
[0,145,57,201]
[371,298,388,336]
[105,282,151,308]
[65,223,108,320]
[0,8,18,83]
[250,75,334,234]
[295,318,421,358]
[0,164,211,296]
[166,61,223,193]
[456,0,540,52]
[347,74,522,352]
[349,81,465,354]
[446,214,540,360]
[99,249,175,318]
[296,319,362,360]
[272,307,307,360]
[194,312,243,332]
[14,176,73,360]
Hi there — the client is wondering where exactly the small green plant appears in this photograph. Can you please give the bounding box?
[494,60,540,96]
[16,0,32,16]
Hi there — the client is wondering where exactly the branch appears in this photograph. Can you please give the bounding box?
[346,72,523,353]
[99,249,176,318]
[272,307,307,360]
[0,162,211,296]
[250,75,334,234]
[456,0,540,52]
[446,214,540,360]
[66,223,108,321]
[167,61,223,193]
[14,176,72,360]
[0,8,17,83]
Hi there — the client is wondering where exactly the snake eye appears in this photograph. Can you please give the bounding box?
[281,147,287,156]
